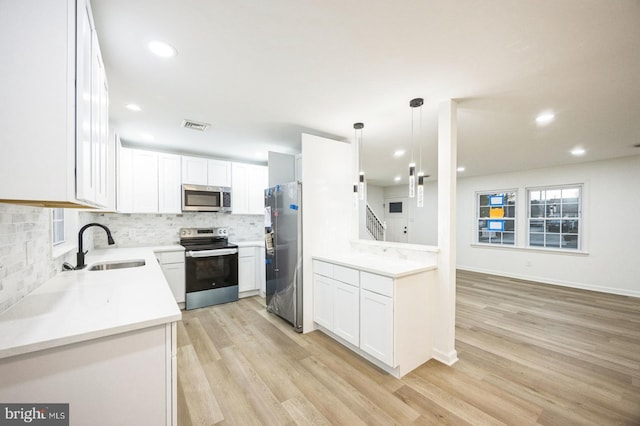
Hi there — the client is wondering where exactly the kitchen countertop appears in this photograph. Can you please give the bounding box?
[0,247,182,360]
[313,252,437,278]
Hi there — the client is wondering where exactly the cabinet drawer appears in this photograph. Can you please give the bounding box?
[361,272,393,297]
[333,264,359,287]
[313,260,333,278]
[156,251,185,264]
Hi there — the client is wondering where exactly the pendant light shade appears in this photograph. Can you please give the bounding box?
[417,172,425,207]
[408,163,416,198]
[408,98,423,198]
[354,122,365,201]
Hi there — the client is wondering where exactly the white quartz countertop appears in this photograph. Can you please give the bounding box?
[0,247,182,360]
[313,252,437,278]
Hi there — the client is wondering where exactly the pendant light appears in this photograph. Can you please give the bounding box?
[408,98,423,198]
[413,98,425,207]
[354,122,365,200]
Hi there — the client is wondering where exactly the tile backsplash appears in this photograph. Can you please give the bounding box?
[0,204,82,313]
[0,205,264,313]
[88,212,264,248]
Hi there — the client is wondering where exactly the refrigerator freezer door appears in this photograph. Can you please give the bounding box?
[265,182,303,332]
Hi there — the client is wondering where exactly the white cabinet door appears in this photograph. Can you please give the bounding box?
[208,159,232,187]
[238,254,256,293]
[248,165,268,214]
[92,33,109,208]
[161,263,185,303]
[360,289,394,366]
[75,0,94,204]
[231,163,249,214]
[313,274,334,330]
[117,144,133,213]
[132,150,158,213]
[158,153,182,213]
[181,156,208,185]
[334,281,359,346]
[232,163,267,215]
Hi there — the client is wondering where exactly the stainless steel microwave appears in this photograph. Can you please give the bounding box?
[182,184,232,212]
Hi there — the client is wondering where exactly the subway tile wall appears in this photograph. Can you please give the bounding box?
[88,212,264,248]
[0,204,82,313]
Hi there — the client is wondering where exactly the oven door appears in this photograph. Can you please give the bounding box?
[185,248,239,310]
[185,248,238,293]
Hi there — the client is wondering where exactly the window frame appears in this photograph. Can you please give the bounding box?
[475,189,518,247]
[526,184,583,251]
[51,209,79,258]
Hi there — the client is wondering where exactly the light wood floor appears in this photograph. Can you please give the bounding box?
[176,271,640,425]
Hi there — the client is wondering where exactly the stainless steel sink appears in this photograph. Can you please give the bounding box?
[87,259,146,271]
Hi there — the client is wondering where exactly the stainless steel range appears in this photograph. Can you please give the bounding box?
[180,227,239,310]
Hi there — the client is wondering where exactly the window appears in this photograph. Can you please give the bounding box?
[476,191,516,246]
[52,208,65,245]
[51,209,78,257]
[528,185,581,250]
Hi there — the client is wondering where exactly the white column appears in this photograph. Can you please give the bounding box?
[435,99,459,365]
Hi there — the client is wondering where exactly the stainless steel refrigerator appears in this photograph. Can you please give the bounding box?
[264,181,303,332]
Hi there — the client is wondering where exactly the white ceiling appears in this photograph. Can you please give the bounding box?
[91,0,640,186]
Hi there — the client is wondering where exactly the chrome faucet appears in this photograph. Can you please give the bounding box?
[76,223,115,269]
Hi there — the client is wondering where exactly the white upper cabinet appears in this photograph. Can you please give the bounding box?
[232,163,268,215]
[118,146,181,214]
[208,159,232,187]
[181,156,208,185]
[182,156,231,187]
[0,0,112,208]
[158,153,182,214]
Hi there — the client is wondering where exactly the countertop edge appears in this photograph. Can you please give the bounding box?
[312,255,437,278]
[0,313,181,360]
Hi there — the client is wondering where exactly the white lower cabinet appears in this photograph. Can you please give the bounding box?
[333,280,360,346]
[313,258,435,378]
[0,323,178,425]
[360,288,393,366]
[156,250,185,305]
[238,245,265,297]
[239,249,256,293]
[313,274,334,330]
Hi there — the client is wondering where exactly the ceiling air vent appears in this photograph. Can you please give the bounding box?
[181,119,210,132]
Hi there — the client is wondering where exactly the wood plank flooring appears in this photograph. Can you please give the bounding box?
[177,271,640,425]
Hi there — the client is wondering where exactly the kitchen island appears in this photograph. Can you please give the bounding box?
[312,252,437,378]
[0,247,181,425]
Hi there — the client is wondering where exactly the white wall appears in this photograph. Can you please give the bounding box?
[383,183,438,245]
[457,155,640,297]
[301,133,354,332]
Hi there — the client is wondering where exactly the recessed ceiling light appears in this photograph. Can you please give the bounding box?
[457,167,465,172]
[394,176,401,182]
[148,41,177,58]
[125,103,141,112]
[570,148,586,156]
[536,111,555,126]
[393,149,405,158]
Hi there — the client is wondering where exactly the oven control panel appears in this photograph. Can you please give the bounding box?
[180,227,228,239]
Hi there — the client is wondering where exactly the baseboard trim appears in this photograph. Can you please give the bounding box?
[432,348,458,366]
[457,266,640,299]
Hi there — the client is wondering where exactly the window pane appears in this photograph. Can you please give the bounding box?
[546,219,561,233]
[479,194,490,206]
[477,190,516,246]
[545,234,561,248]
[502,232,515,245]
[479,206,490,218]
[545,189,561,201]
[530,201,544,218]
[562,188,580,199]
[528,185,582,250]
[504,219,515,232]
